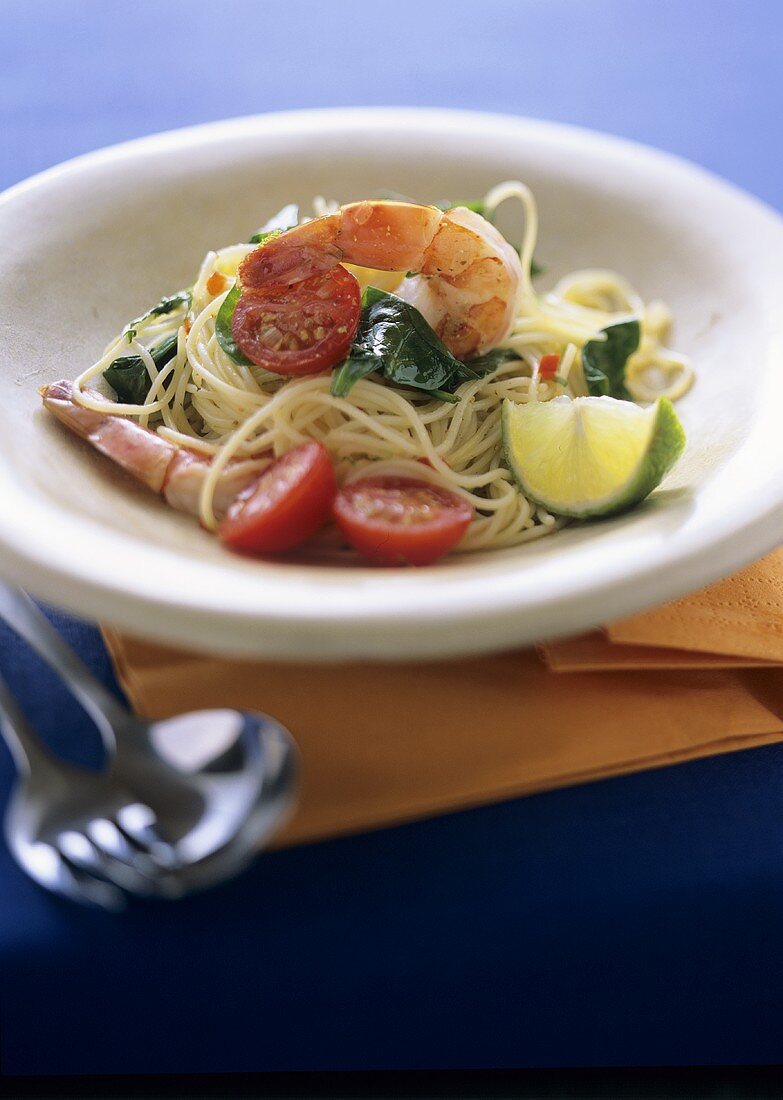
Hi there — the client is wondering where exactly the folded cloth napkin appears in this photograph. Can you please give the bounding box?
[102,550,783,847]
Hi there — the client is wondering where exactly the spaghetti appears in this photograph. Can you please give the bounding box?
[69,182,693,554]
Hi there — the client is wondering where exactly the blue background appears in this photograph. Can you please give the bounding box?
[2,0,783,1077]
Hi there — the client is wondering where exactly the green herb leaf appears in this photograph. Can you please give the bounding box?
[330,355,378,398]
[104,333,179,405]
[248,203,299,244]
[463,347,521,376]
[582,319,641,400]
[249,229,282,247]
[331,287,476,401]
[355,286,464,390]
[215,285,252,366]
[123,290,191,343]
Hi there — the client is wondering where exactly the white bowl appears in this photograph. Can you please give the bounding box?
[1,108,782,660]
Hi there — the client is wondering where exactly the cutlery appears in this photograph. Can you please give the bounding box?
[0,583,297,908]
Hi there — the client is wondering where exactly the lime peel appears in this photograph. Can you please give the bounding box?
[501,395,685,518]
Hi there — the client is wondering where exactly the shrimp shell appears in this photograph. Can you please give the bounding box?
[41,380,263,518]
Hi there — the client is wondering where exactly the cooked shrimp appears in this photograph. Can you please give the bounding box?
[237,201,523,360]
[41,381,263,518]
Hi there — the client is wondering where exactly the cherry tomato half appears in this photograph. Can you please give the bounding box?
[219,441,336,555]
[231,267,361,376]
[332,476,473,566]
[239,218,342,288]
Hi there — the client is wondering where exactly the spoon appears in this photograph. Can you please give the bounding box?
[0,583,297,907]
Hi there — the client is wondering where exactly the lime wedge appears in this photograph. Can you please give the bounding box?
[501,395,685,518]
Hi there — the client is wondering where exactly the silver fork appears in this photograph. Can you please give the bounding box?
[0,584,297,908]
[0,674,165,908]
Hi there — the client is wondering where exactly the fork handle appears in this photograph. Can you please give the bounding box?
[0,667,56,775]
[0,582,126,750]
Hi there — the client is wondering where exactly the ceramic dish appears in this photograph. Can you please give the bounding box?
[1,108,782,660]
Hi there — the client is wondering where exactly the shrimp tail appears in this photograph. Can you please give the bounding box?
[41,381,261,518]
[42,380,172,492]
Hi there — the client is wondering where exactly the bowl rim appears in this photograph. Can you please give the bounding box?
[2,106,783,660]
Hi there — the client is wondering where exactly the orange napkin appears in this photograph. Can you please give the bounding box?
[608,549,783,659]
[102,550,783,848]
[542,548,783,670]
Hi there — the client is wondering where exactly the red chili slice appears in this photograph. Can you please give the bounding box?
[539,353,560,379]
[219,441,336,555]
[231,266,361,376]
[332,476,473,566]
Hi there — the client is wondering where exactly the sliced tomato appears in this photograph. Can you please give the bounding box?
[539,353,560,379]
[332,476,473,566]
[239,218,342,288]
[231,267,360,376]
[219,441,336,555]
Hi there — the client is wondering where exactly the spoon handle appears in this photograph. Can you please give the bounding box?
[0,582,126,748]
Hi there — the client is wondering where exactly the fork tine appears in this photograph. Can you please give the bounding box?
[114,804,181,868]
[87,821,185,899]
[51,841,125,911]
[86,817,159,876]
[58,828,163,897]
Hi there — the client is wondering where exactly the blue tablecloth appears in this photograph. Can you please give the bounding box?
[2,0,783,1076]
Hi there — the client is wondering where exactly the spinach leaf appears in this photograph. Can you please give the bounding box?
[123,290,191,343]
[581,319,641,400]
[463,347,521,375]
[330,355,378,398]
[330,287,477,400]
[248,203,299,244]
[355,286,463,391]
[104,333,179,405]
[215,285,252,365]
